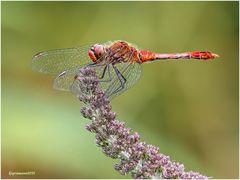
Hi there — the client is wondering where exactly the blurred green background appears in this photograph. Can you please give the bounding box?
[1,1,238,179]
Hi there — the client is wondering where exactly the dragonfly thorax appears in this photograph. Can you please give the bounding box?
[105,41,140,64]
[88,41,139,65]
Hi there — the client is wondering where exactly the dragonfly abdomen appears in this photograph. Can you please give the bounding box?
[139,50,219,63]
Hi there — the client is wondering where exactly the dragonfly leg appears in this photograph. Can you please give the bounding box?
[111,65,127,94]
[86,62,103,67]
[86,63,113,83]
[99,65,113,82]
[100,65,107,79]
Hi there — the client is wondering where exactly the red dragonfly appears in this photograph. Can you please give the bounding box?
[32,40,219,98]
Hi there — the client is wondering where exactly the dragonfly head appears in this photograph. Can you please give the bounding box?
[88,44,105,62]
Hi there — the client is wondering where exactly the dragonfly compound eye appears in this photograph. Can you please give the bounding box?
[88,48,97,62]
[88,44,105,62]
[94,44,105,59]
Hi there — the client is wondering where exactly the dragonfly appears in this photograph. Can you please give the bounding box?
[32,40,219,98]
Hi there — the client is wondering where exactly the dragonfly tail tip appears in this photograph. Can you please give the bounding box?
[212,53,220,58]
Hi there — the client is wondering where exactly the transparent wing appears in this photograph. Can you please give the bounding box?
[33,41,112,91]
[53,67,81,91]
[104,62,142,99]
[32,45,92,75]
[53,60,115,92]
[51,44,111,92]
[70,62,142,99]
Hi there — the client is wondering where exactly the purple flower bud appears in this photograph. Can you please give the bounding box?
[181,171,208,179]
[80,107,93,119]
[85,123,98,133]
[162,161,184,178]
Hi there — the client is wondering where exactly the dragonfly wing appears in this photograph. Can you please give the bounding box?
[68,62,141,99]
[32,45,92,75]
[104,61,142,99]
[53,67,81,91]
